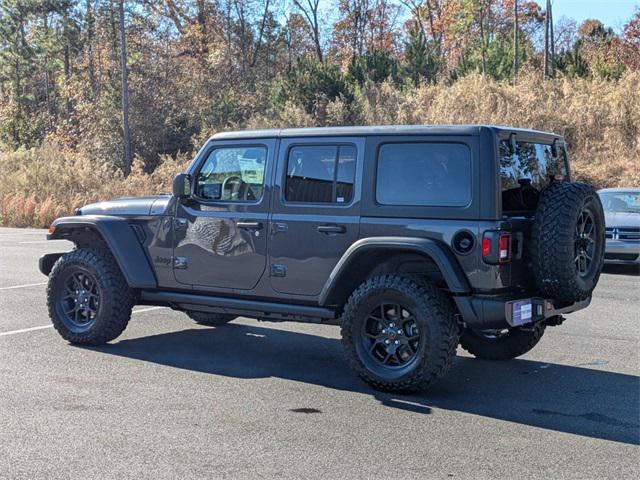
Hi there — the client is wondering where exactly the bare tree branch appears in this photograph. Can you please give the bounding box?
[293,0,323,62]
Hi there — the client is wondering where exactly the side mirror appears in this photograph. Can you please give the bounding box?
[172,173,192,198]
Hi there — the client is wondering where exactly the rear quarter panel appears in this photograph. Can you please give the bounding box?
[359,131,509,292]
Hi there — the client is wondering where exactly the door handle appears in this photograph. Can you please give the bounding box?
[272,222,288,235]
[317,224,346,234]
[237,221,263,230]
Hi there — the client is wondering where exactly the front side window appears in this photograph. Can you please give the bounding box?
[196,146,267,201]
[376,143,472,207]
[285,145,356,204]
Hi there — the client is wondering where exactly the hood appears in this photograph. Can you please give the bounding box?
[78,195,172,216]
[604,211,640,229]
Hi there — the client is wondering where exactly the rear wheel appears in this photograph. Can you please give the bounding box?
[187,311,237,326]
[47,248,133,345]
[341,275,459,393]
[460,323,545,361]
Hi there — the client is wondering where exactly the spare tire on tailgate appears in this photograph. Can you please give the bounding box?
[532,182,605,303]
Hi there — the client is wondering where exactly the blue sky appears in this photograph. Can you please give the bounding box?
[552,0,639,32]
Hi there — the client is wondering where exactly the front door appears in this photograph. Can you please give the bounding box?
[173,140,275,290]
[269,137,363,297]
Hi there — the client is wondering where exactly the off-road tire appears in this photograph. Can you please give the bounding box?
[186,311,237,326]
[47,248,134,345]
[460,323,546,361]
[532,181,605,303]
[341,275,459,393]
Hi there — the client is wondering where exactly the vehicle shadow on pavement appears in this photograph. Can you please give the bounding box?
[90,323,639,446]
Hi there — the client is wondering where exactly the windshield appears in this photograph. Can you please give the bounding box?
[599,192,640,214]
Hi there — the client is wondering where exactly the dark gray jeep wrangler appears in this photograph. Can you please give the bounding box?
[40,125,606,392]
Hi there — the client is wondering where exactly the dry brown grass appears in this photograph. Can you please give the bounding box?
[0,142,189,227]
[250,70,640,188]
[1,71,638,227]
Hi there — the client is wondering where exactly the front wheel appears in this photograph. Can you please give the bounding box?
[341,275,459,393]
[460,323,546,361]
[47,248,134,345]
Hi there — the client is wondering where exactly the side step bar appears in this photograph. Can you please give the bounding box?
[140,290,338,322]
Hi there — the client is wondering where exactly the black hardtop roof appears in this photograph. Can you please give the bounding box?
[210,125,561,141]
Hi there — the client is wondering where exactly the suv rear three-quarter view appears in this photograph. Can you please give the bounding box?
[39,125,606,392]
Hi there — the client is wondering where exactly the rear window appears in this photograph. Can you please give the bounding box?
[376,143,471,207]
[500,140,568,212]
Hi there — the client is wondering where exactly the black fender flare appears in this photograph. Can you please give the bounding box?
[46,215,157,289]
[319,236,471,307]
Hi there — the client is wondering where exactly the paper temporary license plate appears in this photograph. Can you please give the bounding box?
[511,300,533,326]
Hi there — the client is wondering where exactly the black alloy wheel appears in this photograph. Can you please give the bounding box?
[55,268,101,333]
[575,209,596,277]
[361,303,420,369]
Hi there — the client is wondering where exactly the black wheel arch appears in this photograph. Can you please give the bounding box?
[45,215,157,289]
[319,237,471,308]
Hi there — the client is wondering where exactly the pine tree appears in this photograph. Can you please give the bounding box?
[402,24,439,86]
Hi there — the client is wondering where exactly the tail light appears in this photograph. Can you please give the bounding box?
[498,232,512,263]
[482,231,512,264]
[482,237,491,257]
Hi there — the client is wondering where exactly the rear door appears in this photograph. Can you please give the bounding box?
[269,137,364,296]
[173,140,275,290]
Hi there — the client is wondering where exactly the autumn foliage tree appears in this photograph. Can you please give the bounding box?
[0,0,637,174]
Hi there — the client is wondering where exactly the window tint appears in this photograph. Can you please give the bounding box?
[500,141,567,192]
[196,146,267,201]
[499,141,568,211]
[285,145,356,203]
[376,143,471,207]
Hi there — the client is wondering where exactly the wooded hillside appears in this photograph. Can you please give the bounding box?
[1,1,639,226]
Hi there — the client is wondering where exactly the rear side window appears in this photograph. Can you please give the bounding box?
[376,143,472,207]
[285,145,356,204]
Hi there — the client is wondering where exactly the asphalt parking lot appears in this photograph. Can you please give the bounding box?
[0,227,638,480]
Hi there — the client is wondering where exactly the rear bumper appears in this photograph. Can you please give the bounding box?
[604,239,640,264]
[454,294,591,330]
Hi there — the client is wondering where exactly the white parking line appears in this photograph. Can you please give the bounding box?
[0,232,46,236]
[0,325,53,336]
[0,282,47,291]
[132,306,166,315]
[0,306,166,338]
